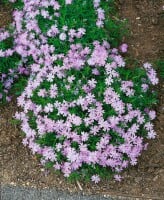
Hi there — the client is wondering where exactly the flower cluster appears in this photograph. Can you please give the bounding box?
[93,0,106,27]
[1,0,159,183]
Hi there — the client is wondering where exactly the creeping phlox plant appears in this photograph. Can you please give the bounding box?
[0,28,29,101]
[1,0,159,183]
[0,0,126,102]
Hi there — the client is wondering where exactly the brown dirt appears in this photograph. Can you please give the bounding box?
[118,0,164,61]
[0,3,12,28]
[0,1,164,199]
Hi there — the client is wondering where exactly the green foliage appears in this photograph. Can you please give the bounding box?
[154,60,164,79]
[0,0,127,103]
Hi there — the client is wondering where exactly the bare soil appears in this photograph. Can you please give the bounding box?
[118,0,164,61]
[0,3,12,28]
[0,1,164,199]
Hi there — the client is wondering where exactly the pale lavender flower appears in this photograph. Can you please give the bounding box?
[114,174,122,182]
[119,43,128,53]
[148,110,156,120]
[59,33,67,41]
[65,0,72,4]
[91,174,100,183]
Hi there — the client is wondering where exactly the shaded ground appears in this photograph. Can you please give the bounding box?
[1,1,164,199]
[0,3,12,28]
[118,0,164,61]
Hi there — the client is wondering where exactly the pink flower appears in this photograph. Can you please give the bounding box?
[59,33,67,41]
[44,103,53,113]
[6,96,12,102]
[88,78,97,88]
[91,174,100,183]
[65,0,72,5]
[148,110,156,120]
[147,130,156,139]
[38,89,47,97]
[81,132,89,142]
[92,68,100,75]
[143,63,159,85]
[67,75,75,83]
[119,43,128,53]
[114,174,122,182]
[142,84,149,92]
[72,116,82,126]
